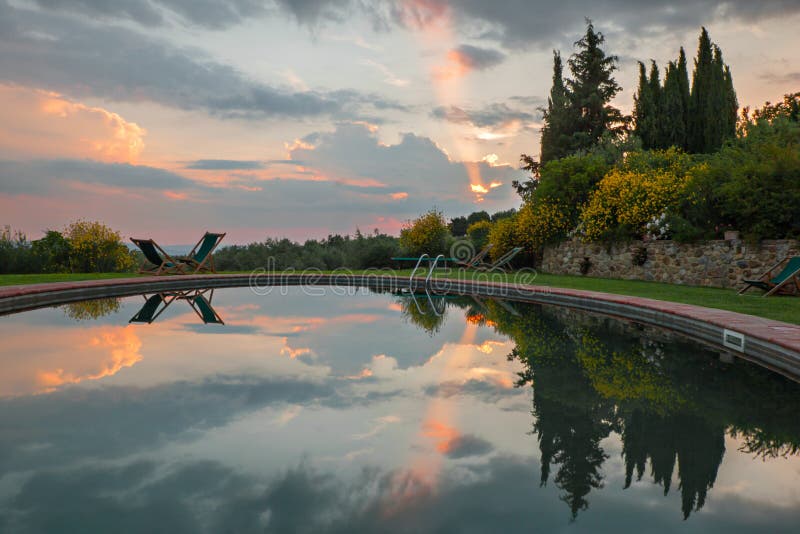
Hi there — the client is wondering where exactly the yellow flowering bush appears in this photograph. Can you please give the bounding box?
[487,216,518,260]
[399,209,449,256]
[515,200,571,252]
[65,220,135,272]
[580,167,691,241]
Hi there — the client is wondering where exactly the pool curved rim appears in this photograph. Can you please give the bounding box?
[2,274,800,381]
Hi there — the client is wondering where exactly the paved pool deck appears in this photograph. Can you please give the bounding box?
[2,274,799,380]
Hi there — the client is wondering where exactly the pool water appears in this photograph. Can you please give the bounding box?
[1,286,799,532]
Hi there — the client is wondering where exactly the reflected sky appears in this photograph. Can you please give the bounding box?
[1,287,800,532]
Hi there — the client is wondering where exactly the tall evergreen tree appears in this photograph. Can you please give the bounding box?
[566,20,626,152]
[661,60,688,149]
[688,28,714,152]
[676,47,691,149]
[648,60,664,147]
[723,64,738,140]
[633,61,659,149]
[539,50,575,164]
[688,28,737,153]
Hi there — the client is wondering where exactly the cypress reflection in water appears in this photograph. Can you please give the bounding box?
[400,294,800,520]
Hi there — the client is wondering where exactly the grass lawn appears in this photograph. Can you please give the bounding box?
[1,270,798,325]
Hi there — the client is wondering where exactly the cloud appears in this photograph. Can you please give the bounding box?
[288,122,522,207]
[441,433,494,459]
[0,1,404,121]
[185,160,265,170]
[761,71,800,85]
[0,85,146,162]
[431,103,536,129]
[448,44,506,71]
[433,44,506,80]
[0,159,200,196]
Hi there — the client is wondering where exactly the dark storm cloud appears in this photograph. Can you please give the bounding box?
[442,433,494,459]
[0,1,402,121]
[0,159,200,195]
[451,44,506,70]
[21,0,800,43]
[431,103,536,129]
[6,454,800,533]
[185,160,265,170]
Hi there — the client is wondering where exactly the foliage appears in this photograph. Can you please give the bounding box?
[580,156,693,241]
[31,230,71,273]
[516,201,571,253]
[215,231,401,271]
[687,28,737,153]
[448,216,468,237]
[62,298,121,321]
[487,216,519,261]
[1,221,133,274]
[686,113,800,241]
[64,220,135,273]
[539,50,576,164]
[566,20,628,152]
[398,210,450,257]
[466,220,492,250]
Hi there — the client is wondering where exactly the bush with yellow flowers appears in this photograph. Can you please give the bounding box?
[487,216,519,261]
[64,220,135,272]
[515,200,572,253]
[399,209,450,257]
[580,166,692,242]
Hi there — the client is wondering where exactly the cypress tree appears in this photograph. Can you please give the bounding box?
[687,28,737,152]
[661,60,688,149]
[540,50,575,163]
[688,27,714,153]
[648,61,664,148]
[676,47,691,150]
[723,64,738,140]
[633,61,660,149]
[566,20,626,152]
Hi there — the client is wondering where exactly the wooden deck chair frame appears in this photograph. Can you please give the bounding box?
[456,243,494,269]
[128,293,176,324]
[181,232,226,274]
[738,256,800,297]
[476,247,524,273]
[184,288,225,324]
[130,238,187,275]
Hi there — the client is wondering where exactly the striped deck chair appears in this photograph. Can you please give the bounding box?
[476,247,524,273]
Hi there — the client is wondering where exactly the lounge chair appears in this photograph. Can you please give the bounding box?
[739,256,800,297]
[186,289,225,324]
[130,238,186,275]
[455,243,494,269]
[476,247,524,273]
[179,232,226,274]
[129,293,174,323]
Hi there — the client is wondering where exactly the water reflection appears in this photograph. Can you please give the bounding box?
[0,287,799,532]
[129,289,224,325]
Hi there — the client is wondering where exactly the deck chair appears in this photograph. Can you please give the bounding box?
[476,247,524,273]
[130,238,186,275]
[185,289,225,324]
[455,243,494,269]
[739,256,800,297]
[129,293,174,324]
[180,232,226,274]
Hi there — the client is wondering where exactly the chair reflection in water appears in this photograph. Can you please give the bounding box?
[128,289,224,325]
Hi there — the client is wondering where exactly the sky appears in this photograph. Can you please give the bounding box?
[1,0,799,244]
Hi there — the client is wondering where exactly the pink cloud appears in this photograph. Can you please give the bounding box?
[0,84,146,162]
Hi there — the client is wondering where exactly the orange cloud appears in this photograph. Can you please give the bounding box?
[0,84,146,162]
[0,325,143,396]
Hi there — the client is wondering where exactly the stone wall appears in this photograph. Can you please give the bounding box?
[539,239,800,288]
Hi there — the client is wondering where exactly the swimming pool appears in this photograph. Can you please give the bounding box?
[1,286,799,532]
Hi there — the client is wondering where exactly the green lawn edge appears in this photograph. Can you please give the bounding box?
[1,270,798,325]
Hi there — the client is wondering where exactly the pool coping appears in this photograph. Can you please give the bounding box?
[2,274,800,380]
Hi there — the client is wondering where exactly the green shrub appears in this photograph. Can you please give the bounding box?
[466,220,492,250]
